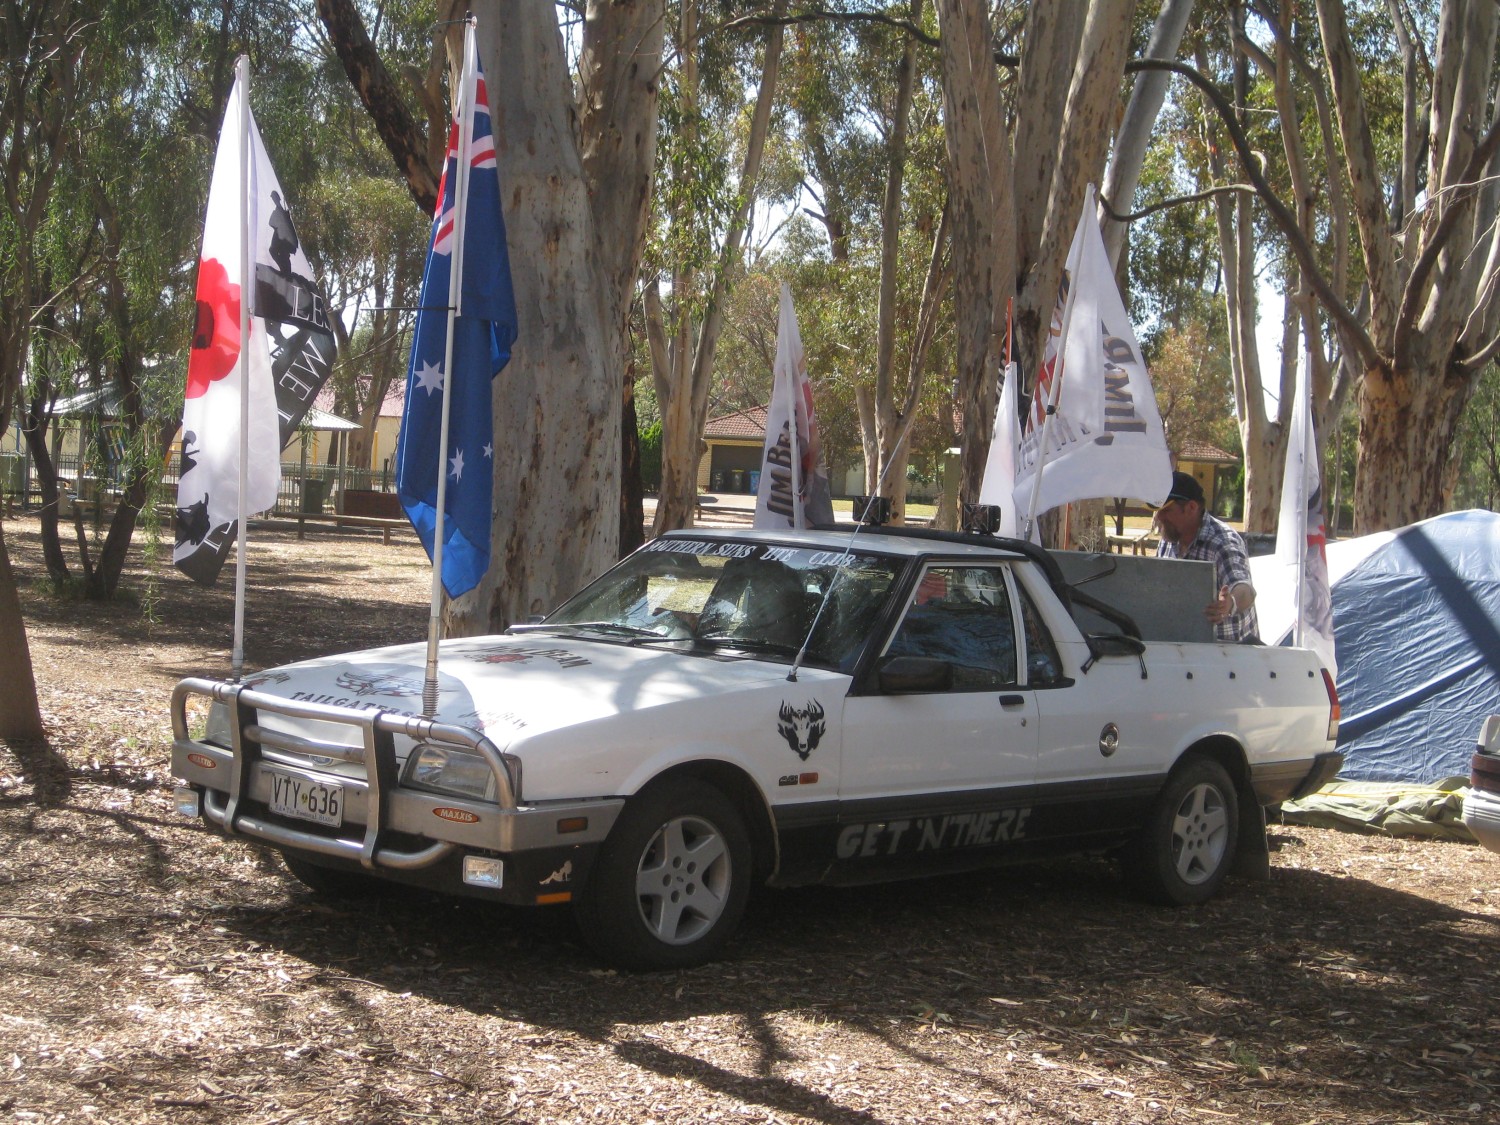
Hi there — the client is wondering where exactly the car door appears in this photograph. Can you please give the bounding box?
[1010,566,1170,849]
[834,562,1039,874]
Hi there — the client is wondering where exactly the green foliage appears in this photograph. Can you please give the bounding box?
[1452,364,1500,512]
[638,420,663,492]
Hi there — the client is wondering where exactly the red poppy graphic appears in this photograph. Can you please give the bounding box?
[186,256,241,398]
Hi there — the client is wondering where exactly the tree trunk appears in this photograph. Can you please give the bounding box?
[937,0,1014,507]
[1101,0,1196,268]
[1355,361,1471,530]
[868,0,924,520]
[452,3,623,631]
[619,363,645,556]
[1014,0,1133,392]
[19,411,67,582]
[576,0,664,549]
[650,0,787,535]
[0,518,45,740]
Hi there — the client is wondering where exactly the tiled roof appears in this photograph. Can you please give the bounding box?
[314,380,407,419]
[1174,439,1239,464]
[704,404,768,440]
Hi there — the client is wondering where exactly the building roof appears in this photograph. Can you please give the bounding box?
[314,381,407,420]
[1175,438,1239,464]
[703,404,768,440]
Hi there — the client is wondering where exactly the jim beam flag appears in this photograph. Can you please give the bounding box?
[754,283,834,529]
[1013,184,1171,526]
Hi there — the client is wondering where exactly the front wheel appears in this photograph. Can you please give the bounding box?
[1125,757,1239,906]
[574,779,751,971]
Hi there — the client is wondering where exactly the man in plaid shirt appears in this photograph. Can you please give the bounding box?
[1154,471,1260,643]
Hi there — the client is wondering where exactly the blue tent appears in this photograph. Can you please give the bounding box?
[1331,510,1500,781]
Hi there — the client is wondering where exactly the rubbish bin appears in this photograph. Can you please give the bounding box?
[747,470,761,493]
[729,469,744,492]
[301,477,327,514]
[711,470,725,492]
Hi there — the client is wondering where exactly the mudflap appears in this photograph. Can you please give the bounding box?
[1233,799,1270,881]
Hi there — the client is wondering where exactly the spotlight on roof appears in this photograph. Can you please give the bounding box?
[853,496,891,526]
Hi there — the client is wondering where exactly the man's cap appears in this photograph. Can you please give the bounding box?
[1152,470,1204,508]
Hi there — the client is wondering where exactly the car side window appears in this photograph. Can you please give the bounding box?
[883,565,1017,692]
[1015,581,1064,686]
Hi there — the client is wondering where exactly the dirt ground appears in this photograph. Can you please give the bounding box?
[1,512,1497,1125]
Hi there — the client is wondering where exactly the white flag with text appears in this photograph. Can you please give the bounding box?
[978,361,1021,537]
[1274,352,1337,675]
[754,284,834,529]
[174,66,335,585]
[1013,185,1171,521]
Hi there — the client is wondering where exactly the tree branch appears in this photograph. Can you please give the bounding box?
[1456,324,1500,373]
[1394,113,1500,369]
[1126,56,1383,373]
[715,6,939,48]
[1097,182,1256,223]
[314,0,438,214]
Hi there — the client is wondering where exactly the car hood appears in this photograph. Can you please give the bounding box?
[240,632,803,745]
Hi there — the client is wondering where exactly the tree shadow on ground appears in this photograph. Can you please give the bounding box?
[0,737,73,806]
[214,846,1498,1124]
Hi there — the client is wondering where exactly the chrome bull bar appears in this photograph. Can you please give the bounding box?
[171,677,519,870]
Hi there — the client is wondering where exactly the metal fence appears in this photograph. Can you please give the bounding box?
[1,450,397,517]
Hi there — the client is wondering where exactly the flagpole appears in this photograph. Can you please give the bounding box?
[231,55,252,682]
[1022,186,1093,542]
[1293,347,1310,649]
[785,290,803,528]
[423,19,477,717]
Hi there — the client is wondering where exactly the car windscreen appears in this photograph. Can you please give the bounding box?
[541,540,901,671]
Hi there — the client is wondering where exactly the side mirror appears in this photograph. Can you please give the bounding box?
[1082,632,1148,679]
[1086,632,1146,657]
[878,655,954,694]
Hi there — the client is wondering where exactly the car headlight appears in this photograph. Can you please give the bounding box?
[402,742,501,801]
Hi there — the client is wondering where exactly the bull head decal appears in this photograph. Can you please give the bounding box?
[334,668,424,697]
[777,700,827,761]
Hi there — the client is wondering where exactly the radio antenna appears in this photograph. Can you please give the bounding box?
[786,419,917,682]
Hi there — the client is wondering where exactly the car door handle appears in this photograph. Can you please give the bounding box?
[998,694,1026,709]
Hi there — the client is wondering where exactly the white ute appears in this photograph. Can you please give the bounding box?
[172,526,1343,969]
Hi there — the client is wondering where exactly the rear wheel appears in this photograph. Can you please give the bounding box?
[1125,757,1239,905]
[574,779,751,971]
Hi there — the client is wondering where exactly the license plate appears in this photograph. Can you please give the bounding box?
[266,767,343,827]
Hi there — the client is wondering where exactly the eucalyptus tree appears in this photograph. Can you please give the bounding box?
[19,1,213,601]
[645,0,791,534]
[1154,1,1500,531]
[301,172,429,471]
[780,1,953,522]
[0,2,101,738]
[1311,0,1500,530]
[320,0,663,629]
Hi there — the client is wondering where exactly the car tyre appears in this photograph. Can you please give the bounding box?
[575,779,751,971]
[280,851,387,898]
[1125,757,1239,906]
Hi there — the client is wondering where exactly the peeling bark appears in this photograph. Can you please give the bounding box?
[938,0,1013,506]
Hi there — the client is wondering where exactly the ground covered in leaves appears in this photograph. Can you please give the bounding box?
[1,512,1497,1124]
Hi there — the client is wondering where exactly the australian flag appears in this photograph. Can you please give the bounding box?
[396,22,518,599]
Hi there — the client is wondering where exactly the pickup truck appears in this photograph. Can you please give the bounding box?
[170,526,1342,970]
